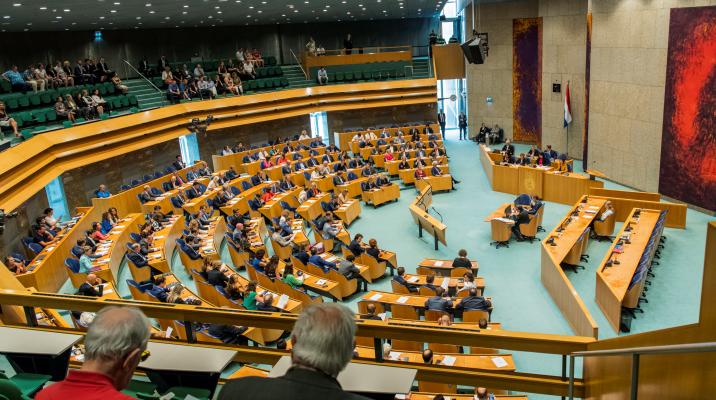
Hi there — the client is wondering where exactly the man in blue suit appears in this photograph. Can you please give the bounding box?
[148,276,170,301]
[393,267,418,293]
[307,247,336,273]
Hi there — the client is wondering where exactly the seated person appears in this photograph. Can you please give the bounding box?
[424,286,453,312]
[4,255,27,275]
[95,184,111,198]
[392,266,418,293]
[338,254,361,280]
[256,293,281,312]
[456,288,492,312]
[452,249,471,268]
[359,303,383,320]
[148,276,170,301]
[307,247,336,272]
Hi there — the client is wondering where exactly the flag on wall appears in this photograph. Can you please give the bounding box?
[563,81,572,128]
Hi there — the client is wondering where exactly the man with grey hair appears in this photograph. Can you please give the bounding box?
[36,306,151,400]
[219,303,369,399]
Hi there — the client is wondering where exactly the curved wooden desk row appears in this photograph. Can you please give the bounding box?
[0,78,437,212]
[586,190,687,229]
[212,140,325,175]
[595,208,662,332]
[479,145,603,206]
[338,123,441,152]
[540,196,604,338]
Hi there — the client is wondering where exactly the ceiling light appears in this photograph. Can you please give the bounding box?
[164,16,170,19]
[183,4,188,7]
[249,5,254,8]
[257,10,262,13]
[63,8,70,11]
[182,11,187,14]
[113,2,120,4]
[217,10,222,13]
[40,6,47,10]
[136,16,141,19]
[13,3,21,6]
[282,13,286,16]
[55,15,62,19]
[99,16,105,19]
[145,3,151,6]
[294,9,298,12]
[110,9,116,12]
[214,5,220,8]
[2,15,10,19]
[149,10,155,13]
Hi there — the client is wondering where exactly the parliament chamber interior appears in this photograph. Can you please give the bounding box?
[0,0,714,399]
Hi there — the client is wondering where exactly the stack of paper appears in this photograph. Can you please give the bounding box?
[276,294,290,309]
[491,356,508,368]
[440,277,450,290]
[408,276,419,283]
[440,355,456,366]
[316,279,327,285]
[433,261,444,267]
[396,296,409,304]
[369,293,383,301]
[388,351,402,361]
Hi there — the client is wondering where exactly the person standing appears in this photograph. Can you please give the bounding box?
[438,109,446,137]
[343,34,353,55]
[458,112,468,140]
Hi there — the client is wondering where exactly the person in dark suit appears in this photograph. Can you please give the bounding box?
[359,303,382,320]
[256,293,281,312]
[458,112,468,140]
[172,155,186,171]
[138,186,156,203]
[437,110,446,136]
[294,244,310,265]
[509,205,530,241]
[393,267,418,293]
[455,288,492,312]
[515,153,530,166]
[219,303,369,400]
[333,171,346,186]
[308,247,336,273]
[528,195,543,215]
[205,261,229,287]
[347,233,364,256]
[501,139,515,158]
[424,287,453,312]
[147,276,170,301]
[543,145,559,162]
[77,274,104,297]
[206,323,248,345]
[452,249,472,269]
[360,177,377,192]
[423,273,439,293]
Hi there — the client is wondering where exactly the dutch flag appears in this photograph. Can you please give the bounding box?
[563,81,572,128]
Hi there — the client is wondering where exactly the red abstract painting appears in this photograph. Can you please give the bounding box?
[659,6,716,211]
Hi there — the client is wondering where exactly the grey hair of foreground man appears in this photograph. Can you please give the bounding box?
[290,303,356,377]
[83,306,151,390]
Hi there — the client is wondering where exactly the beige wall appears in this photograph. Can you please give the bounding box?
[588,0,716,191]
[464,0,715,192]
[464,0,538,140]
[540,0,588,155]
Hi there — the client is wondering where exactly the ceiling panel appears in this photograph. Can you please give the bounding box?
[0,0,448,32]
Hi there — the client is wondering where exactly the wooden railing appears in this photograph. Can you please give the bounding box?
[0,289,592,397]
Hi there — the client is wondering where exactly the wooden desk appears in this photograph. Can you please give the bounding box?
[17,207,94,292]
[409,204,447,250]
[94,213,143,284]
[354,346,516,371]
[595,209,660,332]
[334,199,362,226]
[335,177,367,198]
[259,187,301,220]
[540,196,605,338]
[360,290,485,311]
[484,203,513,222]
[297,193,330,221]
[362,183,401,207]
[415,175,453,193]
[408,393,527,400]
[219,182,269,216]
[399,165,450,186]
[403,274,486,295]
[417,259,479,277]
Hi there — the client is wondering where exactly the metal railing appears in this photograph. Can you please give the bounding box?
[121,59,163,93]
[567,341,716,400]
[289,49,309,80]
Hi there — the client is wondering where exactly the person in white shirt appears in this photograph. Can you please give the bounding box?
[236,48,245,63]
[305,38,317,56]
[299,130,311,140]
[310,169,321,180]
[352,133,363,141]
[317,67,328,85]
[242,61,255,79]
[599,201,614,221]
[206,176,220,191]
[380,128,390,138]
[319,161,331,176]
[221,146,233,156]
[297,189,308,204]
[366,131,377,140]
[193,64,205,79]
[197,76,217,98]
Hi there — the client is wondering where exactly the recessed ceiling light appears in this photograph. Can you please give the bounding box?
[217,10,222,13]
[149,10,155,13]
[2,15,10,19]
[214,5,219,8]
[183,4,188,7]
[13,3,21,7]
[282,13,286,16]
[294,9,298,12]
[249,5,253,8]
[63,8,70,12]
[55,15,62,19]
[182,11,187,14]
[113,2,120,4]
[135,16,141,19]
[110,9,116,12]
[145,2,151,6]
[39,6,47,10]
[99,16,105,19]
[257,10,262,13]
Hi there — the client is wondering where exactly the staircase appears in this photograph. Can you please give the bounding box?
[124,79,169,109]
[412,57,431,78]
[281,65,314,89]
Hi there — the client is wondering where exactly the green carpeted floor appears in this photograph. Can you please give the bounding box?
[55,128,712,399]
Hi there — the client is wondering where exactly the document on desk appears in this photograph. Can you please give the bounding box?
[369,293,383,301]
[433,260,444,267]
[494,217,514,223]
[378,312,387,321]
[396,296,409,304]
[408,276,419,283]
[276,294,290,309]
[388,351,402,361]
[325,256,338,263]
[440,277,450,290]
[491,356,508,368]
[440,355,457,366]
[316,279,327,285]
